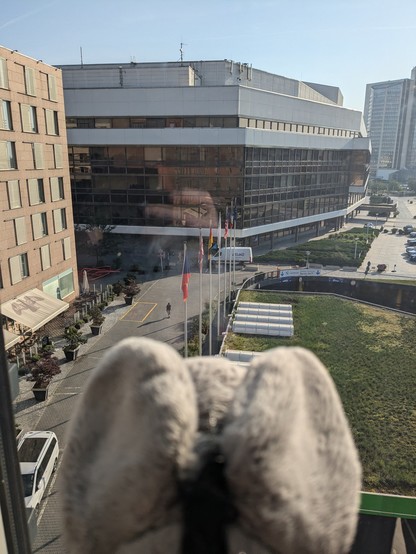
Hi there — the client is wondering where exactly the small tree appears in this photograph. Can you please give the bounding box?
[29,356,61,388]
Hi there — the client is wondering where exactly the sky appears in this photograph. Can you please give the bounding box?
[1,0,416,111]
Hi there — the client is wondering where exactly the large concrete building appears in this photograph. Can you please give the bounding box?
[60,60,370,253]
[364,68,416,180]
[0,46,79,346]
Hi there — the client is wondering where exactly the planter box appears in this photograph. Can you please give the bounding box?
[124,296,134,306]
[64,347,80,362]
[90,324,103,336]
[32,386,48,402]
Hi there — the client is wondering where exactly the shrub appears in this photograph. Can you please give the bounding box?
[28,356,61,388]
[89,305,106,326]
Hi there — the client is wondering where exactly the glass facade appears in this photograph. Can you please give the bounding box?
[69,145,369,231]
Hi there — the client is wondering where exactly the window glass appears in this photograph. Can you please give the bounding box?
[25,67,36,96]
[0,141,17,169]
[54,144,63,168]
[21,104,38,133]
[32,143,44,169]
[7,180,21,208]
[0,100,12,130]
[14,217,27,245]
[63,237,71,260]
[45,109,59,135]
[47,73,57,101]
[50,177,64,200]
[95,118,112,128]
[40,244,51,270]
[28,178,45,205]
[0,57,9,89]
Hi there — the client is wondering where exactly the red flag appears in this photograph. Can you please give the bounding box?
[198,232,204,271]
[224,218,229,239]
[181,253,191,302]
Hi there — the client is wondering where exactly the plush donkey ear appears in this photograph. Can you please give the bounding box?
[222,346,362,554]
[61,337,197,554]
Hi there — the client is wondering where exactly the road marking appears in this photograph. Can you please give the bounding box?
[121,302,157,322]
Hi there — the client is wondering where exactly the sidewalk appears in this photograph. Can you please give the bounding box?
[13,295,134,435]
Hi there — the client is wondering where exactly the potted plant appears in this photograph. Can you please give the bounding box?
[123,282,141,305]
[112,281,123,296]
[63,326,87,361]
[89,305,106,336]
[29,354,61,402]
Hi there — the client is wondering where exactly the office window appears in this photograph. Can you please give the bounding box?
[32,212,48,239]
[45,109,59,135]
[0,141,17,169]
[9,253,29,284]
[0,57,8,89]
[24,67,36,96]
[0,100,12,130]
[14,217,27,245]
[53,208,67,233]
[7,180,21,208]
[95,118,111,129]
[40,244,51,270]
[53,144,63,168]
[47,73,57,101]
[63,236,71,260]
[32,143,44,169]
[28,178,45,205]
[50,176,64,200]
[20,104,38,133]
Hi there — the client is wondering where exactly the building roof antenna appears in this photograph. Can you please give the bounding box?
[180,42,187,66]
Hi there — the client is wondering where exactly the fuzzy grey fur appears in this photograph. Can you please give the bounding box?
[61,337,361,554]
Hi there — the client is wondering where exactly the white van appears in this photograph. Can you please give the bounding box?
[18,431,59,517]
[212,247,253,265]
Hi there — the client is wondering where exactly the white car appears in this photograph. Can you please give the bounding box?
[17,431,59,517]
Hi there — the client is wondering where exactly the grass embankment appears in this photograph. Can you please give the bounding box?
[225,290,416,496]
[255,227,377,267]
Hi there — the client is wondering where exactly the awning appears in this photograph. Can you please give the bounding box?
[3,329,21,350]
[1,288,69,332]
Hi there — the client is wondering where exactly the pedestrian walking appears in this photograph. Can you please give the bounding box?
[166,302,171,318]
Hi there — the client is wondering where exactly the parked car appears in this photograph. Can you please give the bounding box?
[17,431,59,517]
[403,225,414,234]
[409,231,416,238]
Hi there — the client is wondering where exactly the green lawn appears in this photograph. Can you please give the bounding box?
[254,227,377,267]
[225,290,416,496]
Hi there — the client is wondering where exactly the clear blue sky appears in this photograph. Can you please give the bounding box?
[1,0,415,111]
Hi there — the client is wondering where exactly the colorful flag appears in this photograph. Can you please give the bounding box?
[181,253,191,302]
[198,231,204,271]
[224,211,229,239]
[233,205,238,226]
[208,225,213,259]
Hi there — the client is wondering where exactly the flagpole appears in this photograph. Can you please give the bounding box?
[217,212,221,337]
[229,209,232,295]
[183,241,188,358]
[223,207,228,318]
[198,229,203,356]
[232,200,237,291]
[208,221,213,356]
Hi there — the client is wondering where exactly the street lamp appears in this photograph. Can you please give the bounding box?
[354,238,359,259]
[305,250,311,269]
[365,223,374,244]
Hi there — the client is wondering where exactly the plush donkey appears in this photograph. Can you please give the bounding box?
[61,337,361,554]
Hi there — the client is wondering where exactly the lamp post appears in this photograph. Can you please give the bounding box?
[354,238,359,260]
[305,251,311,269]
